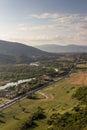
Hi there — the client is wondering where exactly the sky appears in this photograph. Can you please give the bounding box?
[0,0,87,46]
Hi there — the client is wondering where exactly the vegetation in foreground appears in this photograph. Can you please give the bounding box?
[47,85,87,130]
[47,106,87,130]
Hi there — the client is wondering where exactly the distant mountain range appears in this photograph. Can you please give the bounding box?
[36,44,87,53]
[0,40,86,64]
[0,40,52,64]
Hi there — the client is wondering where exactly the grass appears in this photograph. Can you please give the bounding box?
[69,71,87,86]
[0,98,10,105]
[0,65,87,130]
[77,63,87,68]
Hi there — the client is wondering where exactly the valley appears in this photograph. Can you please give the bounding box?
[0,0,87,130]
[0,51,87,130]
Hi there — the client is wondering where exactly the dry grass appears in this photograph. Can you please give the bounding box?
[70,72,87,85]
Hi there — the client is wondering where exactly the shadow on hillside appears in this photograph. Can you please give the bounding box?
[0,119,5,124]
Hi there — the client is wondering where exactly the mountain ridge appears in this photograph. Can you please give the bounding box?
[0,40,51,64]
[36,44,87,53]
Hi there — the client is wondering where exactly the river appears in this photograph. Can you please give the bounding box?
[0,78,35,90]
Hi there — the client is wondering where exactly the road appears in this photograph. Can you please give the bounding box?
[0,58,79,111]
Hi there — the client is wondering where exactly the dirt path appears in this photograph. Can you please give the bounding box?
[37,91,48,99]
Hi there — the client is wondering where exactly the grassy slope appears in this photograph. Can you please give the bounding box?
[0,67,86,130]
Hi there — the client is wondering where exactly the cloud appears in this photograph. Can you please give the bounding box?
[17,23,67,32]
[30,13,60,19]
[17,24,27,31]
[19,13,87,33]
[1,13,87,46]
[30,13,87,24]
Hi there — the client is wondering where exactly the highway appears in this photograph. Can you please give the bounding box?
[0,58,79,111]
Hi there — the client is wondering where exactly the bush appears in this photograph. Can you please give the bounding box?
[17,107,46,130]
[73,86,87,105]
[47,107,87,130]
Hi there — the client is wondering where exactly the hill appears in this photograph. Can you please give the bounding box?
[36,44,87,53]
[0,40,53,64]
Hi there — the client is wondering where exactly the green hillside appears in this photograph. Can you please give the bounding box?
[0,40,55,64]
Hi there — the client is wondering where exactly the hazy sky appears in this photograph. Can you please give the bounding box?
[0,0,87,46]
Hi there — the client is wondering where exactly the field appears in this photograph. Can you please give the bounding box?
[70,72,87,85]
[1,70,86,129]
[77,63,87,68]
[0,59,87,130]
